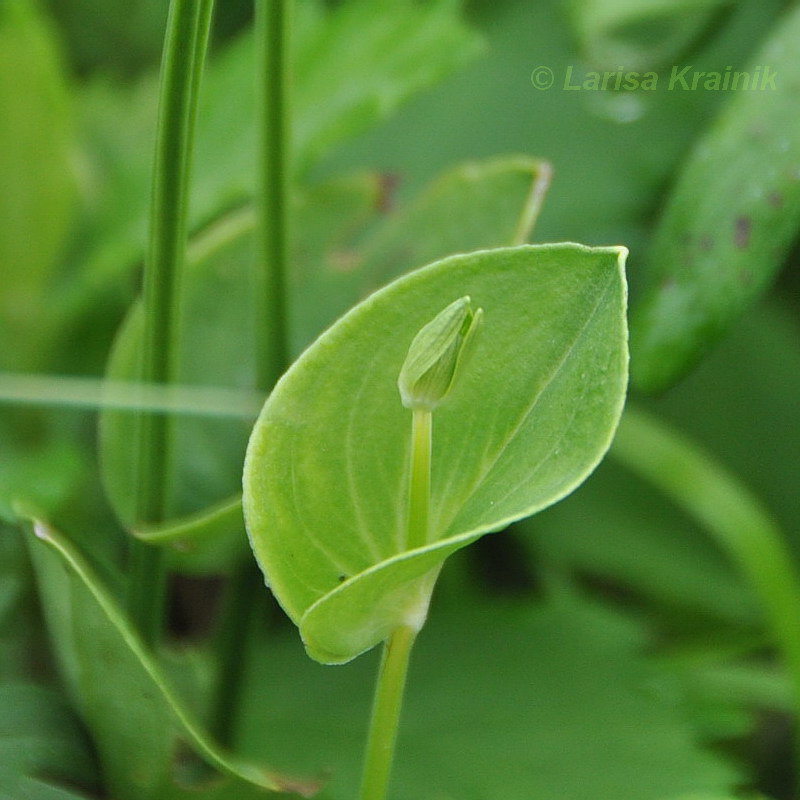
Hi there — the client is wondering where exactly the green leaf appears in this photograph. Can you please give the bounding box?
[293,156,550,354]
[351,156,552,293]
[97,174,381,572]
[645,298,800,543]
[630,4,800,391]
[610,406,800,727]
[244,244,628,663]
[238,598,741,799]
[0,525,35,677]
[0,439,85,524]
[289,0,483,173]
[521,453,761,627]
[0,0,75,370]
[99,158,550,571]
[0,682,97,800]
[45,0,167,77]
[24,519,320,800]
[567,0,730,72]
[70,0,481,302]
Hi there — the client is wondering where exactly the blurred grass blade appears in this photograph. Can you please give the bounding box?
[612,406,800,757]
[0,372,262,417]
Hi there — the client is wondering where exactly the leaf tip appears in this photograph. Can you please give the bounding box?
[33,520,52,541]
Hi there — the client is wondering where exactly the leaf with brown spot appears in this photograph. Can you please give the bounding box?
[630,4,800,391]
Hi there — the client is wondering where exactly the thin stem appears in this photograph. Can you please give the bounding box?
[209,0,292,745]
[127,0,216,645]
[407,409,432,550]
[358,407,433,799]
[359,625,418,800]
[209,559,264,747]
[254,0,291,390]
[612,406,800,777]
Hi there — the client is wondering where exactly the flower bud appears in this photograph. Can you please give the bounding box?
[398,296,482,411]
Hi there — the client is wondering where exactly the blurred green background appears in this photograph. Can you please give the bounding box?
[2,1,799,798]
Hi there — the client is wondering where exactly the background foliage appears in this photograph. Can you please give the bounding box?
[1,0,798,798]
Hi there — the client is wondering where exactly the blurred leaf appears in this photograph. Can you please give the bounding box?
[0,682,96,800]
[325,0,784,250]
[134,496,246,574]
[666,795,764,800]
[294,156,551,352]
[289,0,483,173]
[644,297,800,544]
[25,519,320,800]
[611,406,800,725]
[97,173,381,572]
[0,439,85,524]
[0,0,76,370]
[244,244,628,663]
[100,158,551,572]
[43,0,168,77]
[351,155,551,287]
[630,4,800,391]
[69,0,481,306]
[521,455,761,627]
[0,526,30,675]
[567,0,731,71]
[238,598,742,799]
[135,495,244,547]
[526,295,800,629]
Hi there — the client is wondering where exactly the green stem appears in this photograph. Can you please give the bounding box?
[612,406,800,775]
[359,625,418,800]
[358,407,433,799]
[255,0,291,390]
[407,408,432,550]
[209,559,264,747]
[209,0,292,745]
[127,0,215,646]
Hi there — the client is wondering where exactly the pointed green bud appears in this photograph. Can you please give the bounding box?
[398,296,483,411]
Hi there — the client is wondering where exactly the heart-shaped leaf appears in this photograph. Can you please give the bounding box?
[243,244,628,663]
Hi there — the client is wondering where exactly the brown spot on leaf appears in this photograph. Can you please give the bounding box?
[768,191,784,208]
[699,234,713,252]
[734,216,752,249]
[329,249,361,273]
[376,172,401,213]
